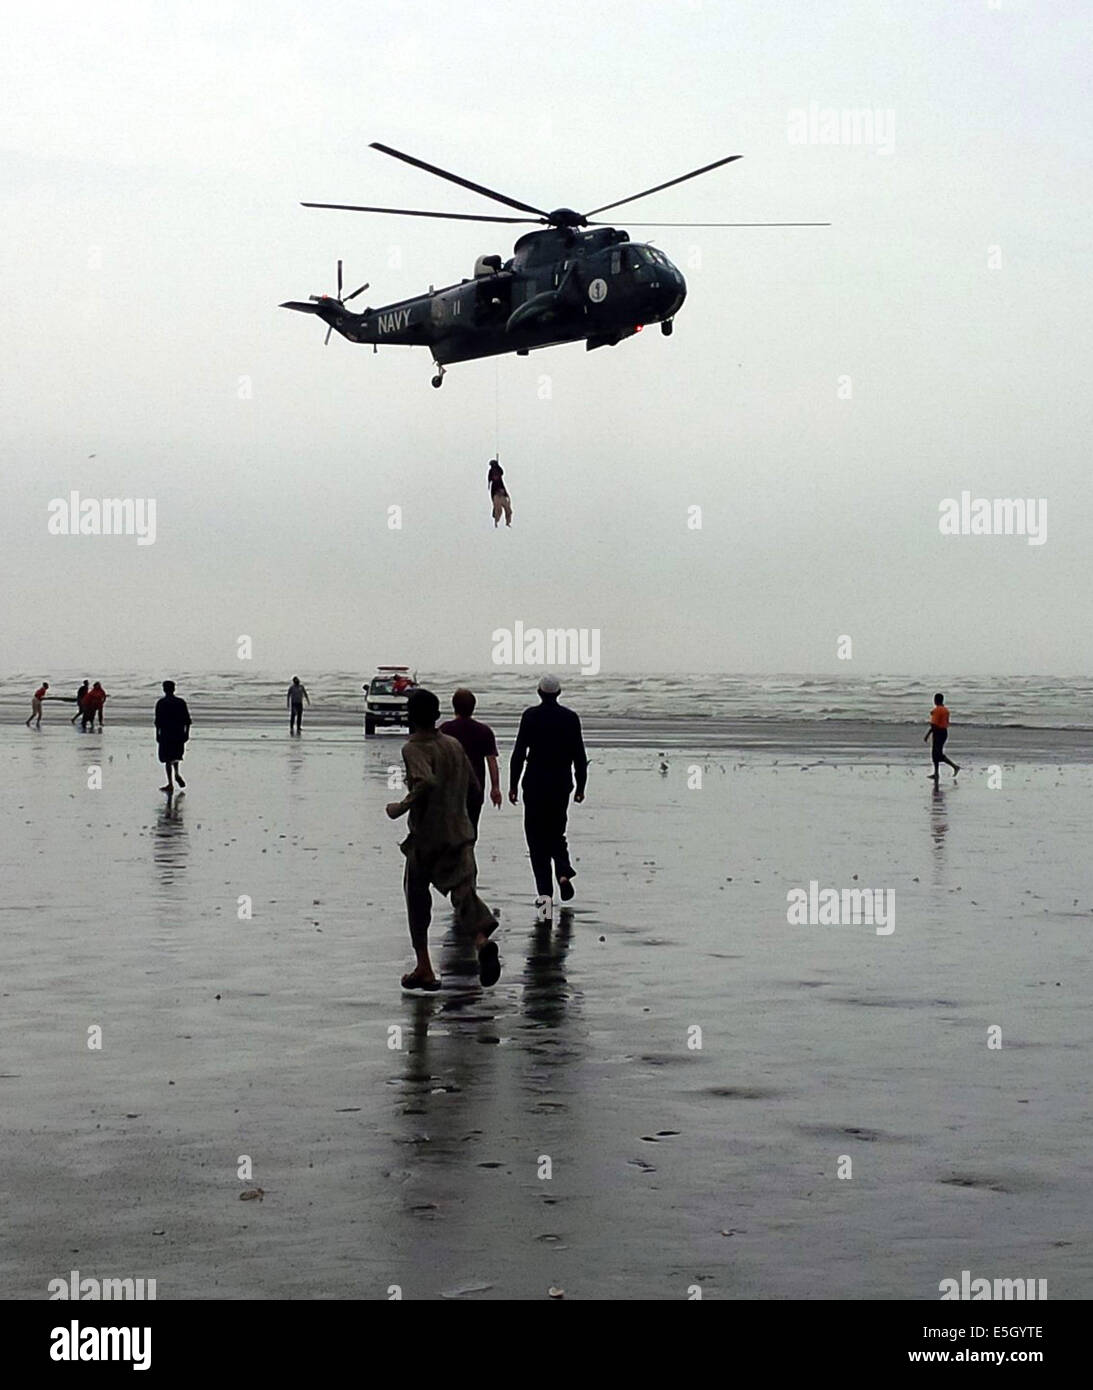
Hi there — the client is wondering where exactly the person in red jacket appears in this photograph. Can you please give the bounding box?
[81,681,107,730]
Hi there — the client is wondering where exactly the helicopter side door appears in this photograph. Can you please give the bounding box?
[597,245,648,319]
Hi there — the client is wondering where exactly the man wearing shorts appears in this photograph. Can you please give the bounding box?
[155,680,191,794]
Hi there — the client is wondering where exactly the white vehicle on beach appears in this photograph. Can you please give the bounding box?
[363,666,418,737]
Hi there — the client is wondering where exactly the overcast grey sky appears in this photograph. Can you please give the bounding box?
[3,0,1090,676]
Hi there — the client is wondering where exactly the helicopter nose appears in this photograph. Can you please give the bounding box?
[663,266,686,317]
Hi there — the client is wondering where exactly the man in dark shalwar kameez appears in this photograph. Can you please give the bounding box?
[386,688,501,991]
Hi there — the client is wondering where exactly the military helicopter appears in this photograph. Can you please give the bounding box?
[281,142,827,387]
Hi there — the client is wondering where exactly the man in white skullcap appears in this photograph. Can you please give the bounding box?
[508,674,588,922]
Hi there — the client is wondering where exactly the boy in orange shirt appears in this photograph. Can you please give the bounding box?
[924,692,959,779]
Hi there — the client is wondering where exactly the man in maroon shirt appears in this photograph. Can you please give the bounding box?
[440,688,501,832]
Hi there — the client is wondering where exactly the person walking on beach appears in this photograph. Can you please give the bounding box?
[924,692,959,780]
[386,688,500,992]
[25,682,49,727]
[155,680,191,794]
[440,687,502,831]
[81,681,107,730]
[509,674,588,922]
[70,679,89,724]
[286,676,310,734]
[488,458,512,528]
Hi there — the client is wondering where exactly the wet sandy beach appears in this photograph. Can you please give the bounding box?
[2,719,1091,1299]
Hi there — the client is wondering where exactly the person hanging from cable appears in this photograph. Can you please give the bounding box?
[488,457,512,528]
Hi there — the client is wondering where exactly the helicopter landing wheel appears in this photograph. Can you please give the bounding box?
[661,318,674,337]
[431,363,446,388]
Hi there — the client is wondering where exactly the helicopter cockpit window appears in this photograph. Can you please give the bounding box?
[610,251,621,275]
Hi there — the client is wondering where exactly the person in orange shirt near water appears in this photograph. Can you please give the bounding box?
[924,692,959,780]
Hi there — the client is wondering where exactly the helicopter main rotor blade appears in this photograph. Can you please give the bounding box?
[301,201,541,225]
[584,154,742,219]
[590,220,831,227]
[370,141,550,219]
[324,325,333,346]
[342,282,370,303]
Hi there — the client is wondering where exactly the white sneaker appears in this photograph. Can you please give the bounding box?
[535,896,553,923]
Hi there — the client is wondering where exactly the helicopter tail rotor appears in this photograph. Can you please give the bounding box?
[282,257,371,344]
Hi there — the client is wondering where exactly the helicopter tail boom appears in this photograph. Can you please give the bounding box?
[280,296,365,346]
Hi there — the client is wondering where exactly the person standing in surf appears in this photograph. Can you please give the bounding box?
[924,692,959,780]
[70,679,89,725]
[509,674,588,922]
[386,688,500,992]
[81,681,107,730]
[286,676,310,734]
[155,680,191,794]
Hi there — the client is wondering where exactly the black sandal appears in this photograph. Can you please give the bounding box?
[401,972,441,992]
[477,941,501,987]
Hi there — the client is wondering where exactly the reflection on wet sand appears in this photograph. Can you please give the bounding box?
[514,906,586,1204]
[522,909,575,1028]
[153,794,189,891]
[385,910,585,1296]
[929,781,949,877]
